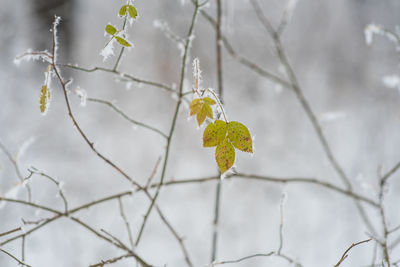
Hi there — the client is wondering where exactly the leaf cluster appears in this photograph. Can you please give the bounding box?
[189,96,253,174]
[189,97,216,126]
[103,3,138,48]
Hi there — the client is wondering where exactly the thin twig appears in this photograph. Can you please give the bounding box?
[212,5,224,259]
[0,227,21,237]
[249,0,378,237]
[378,169,391,266]
[60,64,175,93]
[211,251,301,266]
[0,140,32,201]
[334,238,372,267]
[145,173,378,207]
[277,192,286,255]
[113,15,129,71]
[89,254,132,267]
[200,11,291,88]
[134,0,200,246]
[69,218,152,267]
[381,161,400,185]
[27,167,69,213]
[154,205,194,267]
[0,248,31,267]
[87,98,168,139]
[118,197,134,249]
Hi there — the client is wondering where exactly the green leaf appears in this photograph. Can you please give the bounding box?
[227,121,253,153]
[203,97,216,105]
[115,36,132,47]
[127,5,138,19]
[105,24,117,35]
[189,98,202,116]
[203,120,228,147]
[215,138,235,173]
[119,5,128,16]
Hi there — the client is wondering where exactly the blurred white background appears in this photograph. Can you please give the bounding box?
[1,0,400,266]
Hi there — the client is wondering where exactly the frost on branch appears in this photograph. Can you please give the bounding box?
[364,24,383,45]
[100,38,116,62]
[14,49,52,65]
[73,86,87,107]
[382,75,400,91]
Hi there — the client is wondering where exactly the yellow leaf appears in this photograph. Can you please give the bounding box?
[203,120,228,147]
[196,110,206,126]
[189,98,202,116]
[227,121,253,153]
[203,97,216,105]
[189,97,215,126]
[203,103,213,119]
[215,138,235,173]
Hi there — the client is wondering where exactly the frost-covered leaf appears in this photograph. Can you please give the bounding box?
[119,5,128,16]
[215,138,235,173]
[105,24,117,35]
[128,5,138,19]
[115,36,132,47]
[190,98,202,116]
[228,121,253,153]
[203,120,228,147]
[203,97,216,105]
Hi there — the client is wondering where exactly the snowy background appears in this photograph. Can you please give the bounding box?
[1,0,400,266]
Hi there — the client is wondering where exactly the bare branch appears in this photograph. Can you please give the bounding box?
[135,0,201,246]
[334,238,372,267]
[89,254,132,267]
[86,98,168,139]
[0,227,21,237]
[0,247,31,267]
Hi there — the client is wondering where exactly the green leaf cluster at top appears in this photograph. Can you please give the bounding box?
[119,4,138,19]
[103,3,138,48]
[203,120,253,174]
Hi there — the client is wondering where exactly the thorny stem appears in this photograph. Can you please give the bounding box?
[134,0,200,247]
